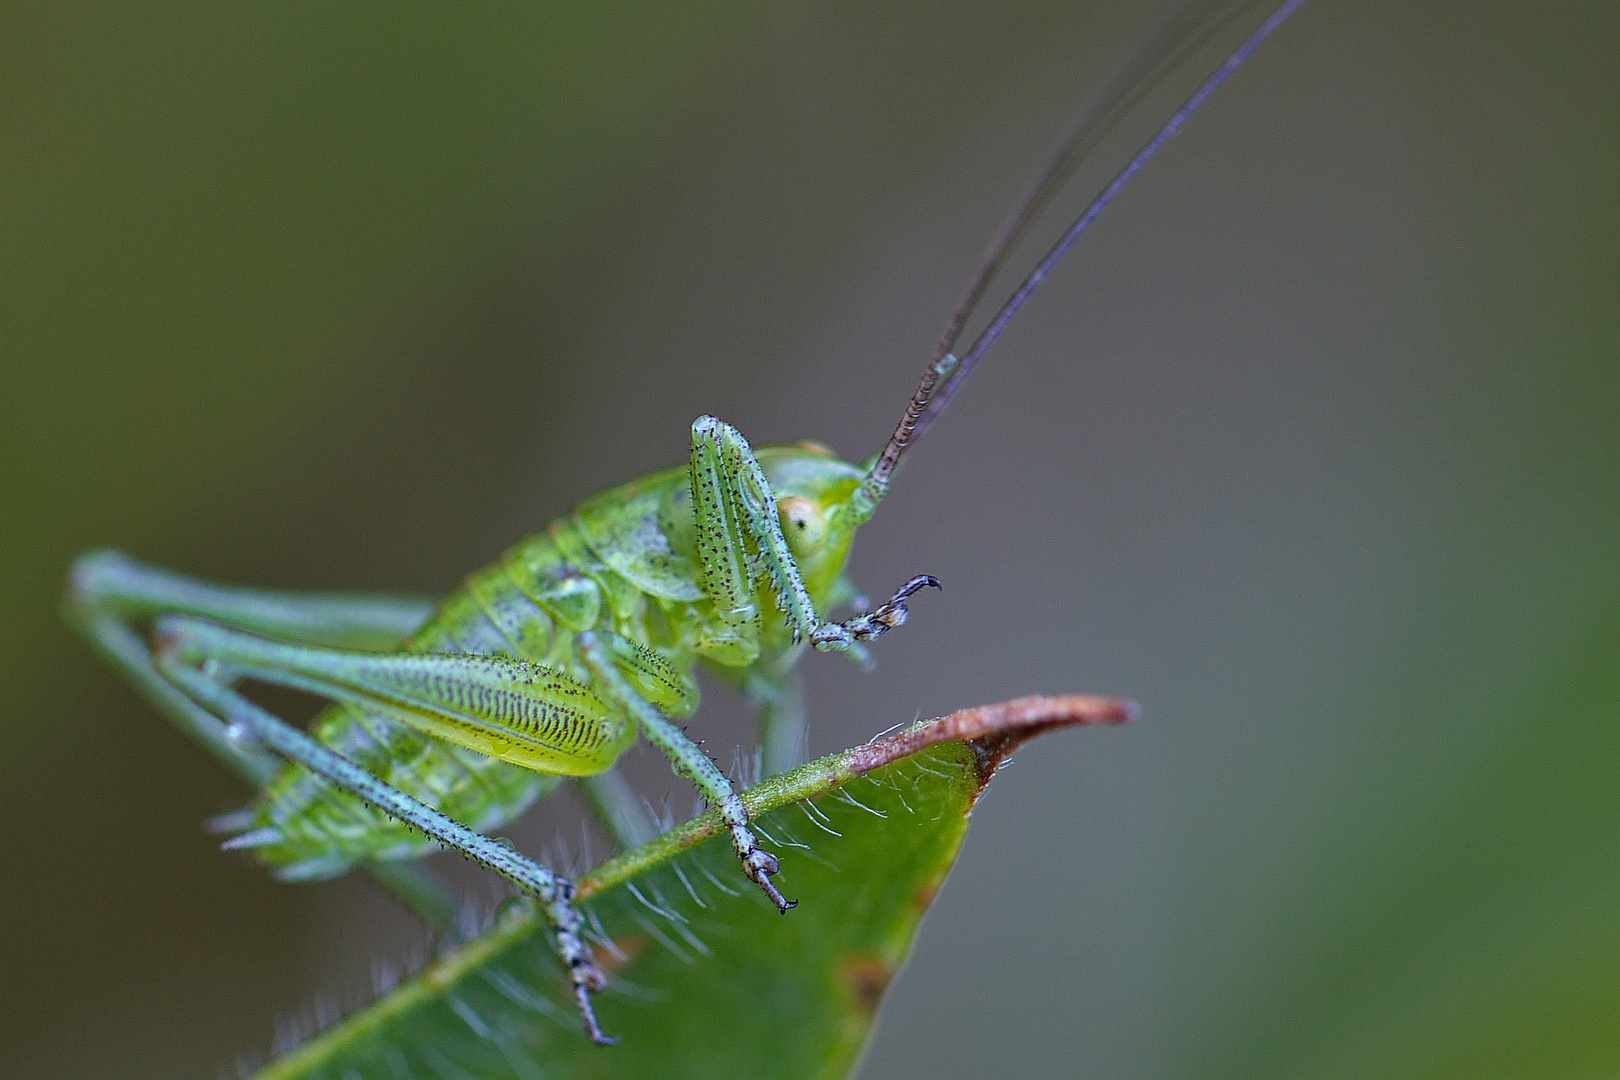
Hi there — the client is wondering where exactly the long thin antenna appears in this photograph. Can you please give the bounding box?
[930,1,1249,373]
[856,0,1304,514]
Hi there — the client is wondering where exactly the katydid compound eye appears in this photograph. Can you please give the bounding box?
[778,496,826,555]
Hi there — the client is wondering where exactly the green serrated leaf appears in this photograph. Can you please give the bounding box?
[254,694,1135,1080]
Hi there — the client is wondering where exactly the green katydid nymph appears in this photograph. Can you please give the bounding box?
[63,0,1303,1044]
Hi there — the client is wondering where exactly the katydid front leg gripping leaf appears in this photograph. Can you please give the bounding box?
[252,694,1135,1080]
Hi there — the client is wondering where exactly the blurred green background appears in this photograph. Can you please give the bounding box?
[4,2,1619,1077]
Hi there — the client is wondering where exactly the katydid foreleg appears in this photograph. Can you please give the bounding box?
[689,415,941,658]
[687,415,939,772]
[742,579,936,774]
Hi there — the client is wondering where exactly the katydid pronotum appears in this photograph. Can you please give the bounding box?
[64,0,1303,1045]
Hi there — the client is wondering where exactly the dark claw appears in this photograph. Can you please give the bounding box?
[744,848,796,912]
[756,873,797,913]
[892,573,942,601]
[836,573,942,643]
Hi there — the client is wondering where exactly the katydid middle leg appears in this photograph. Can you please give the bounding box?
[577,769,657,851]
[578,630,795,912]
[747,661,808,778]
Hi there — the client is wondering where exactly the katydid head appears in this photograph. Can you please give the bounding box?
[759,442,944,648]
[755,443,866,608]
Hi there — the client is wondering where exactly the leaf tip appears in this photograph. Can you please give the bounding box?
[845,693,1139,788]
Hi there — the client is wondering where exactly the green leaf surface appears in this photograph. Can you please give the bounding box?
[255,695,1134,1080]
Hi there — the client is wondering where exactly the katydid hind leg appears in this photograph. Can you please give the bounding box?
[80,585,616,1036]
[70,548,435,651]
[153,648,617,1044]
[64,606,458,930]
[68,608,280,785]
[153,615,634,778]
